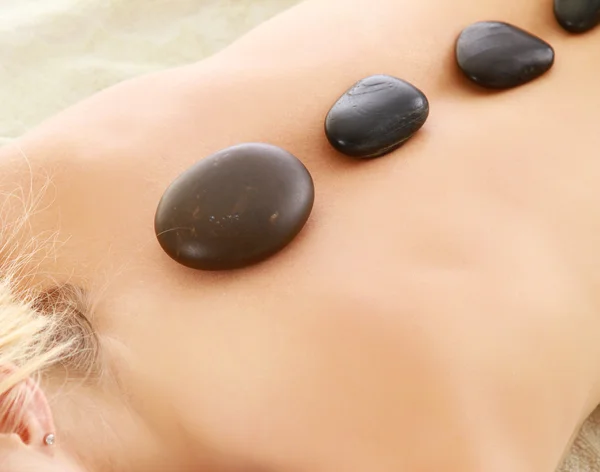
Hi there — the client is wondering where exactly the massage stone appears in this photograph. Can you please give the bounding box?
[456,21,555,89]
[324,75,429,159]
[155,143,315,271]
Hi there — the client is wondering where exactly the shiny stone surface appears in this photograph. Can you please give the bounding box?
[456,21,555,89]
[155,143,314,271]
[554,0,600,33]
[325,75,429,159]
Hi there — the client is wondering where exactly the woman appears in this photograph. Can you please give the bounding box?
[0,0,599,470]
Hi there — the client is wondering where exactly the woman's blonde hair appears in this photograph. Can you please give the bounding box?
[0,280,74,394]
[0,278,76,432]
[0,252,97,432]
[0,158,97,431]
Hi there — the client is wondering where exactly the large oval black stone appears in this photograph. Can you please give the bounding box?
[554,0,600,33]
[456,22,555,89]
[155,143,315,271]
[324,75,429,159]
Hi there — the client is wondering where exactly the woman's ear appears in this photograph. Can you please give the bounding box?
[0,364,56,453]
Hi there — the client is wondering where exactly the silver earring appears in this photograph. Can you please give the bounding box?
[43,433,56,446]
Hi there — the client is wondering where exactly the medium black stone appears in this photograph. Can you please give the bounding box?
[456,22,555,89]
[554,0,600,33]
[155,143,315,271]
[324,75,429,159]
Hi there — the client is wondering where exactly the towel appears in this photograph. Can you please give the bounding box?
[0,1,597,470]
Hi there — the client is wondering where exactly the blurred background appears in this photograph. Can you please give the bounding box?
[0,0,300,143]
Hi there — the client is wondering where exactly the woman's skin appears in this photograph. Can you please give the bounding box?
[1,0,600,470]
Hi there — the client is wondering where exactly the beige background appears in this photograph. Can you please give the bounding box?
[0,0,598,470]
[0,0,299,143]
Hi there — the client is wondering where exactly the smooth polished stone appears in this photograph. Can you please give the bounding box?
[554,0,600,33]
[456,22,555,89]
[325,75,429,159]
[155,143,314,271]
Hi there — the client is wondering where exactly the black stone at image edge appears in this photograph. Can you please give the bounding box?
[554,0,600,33]
[456,21,555,89]
[325,75,429,159]
[154,143,315,271]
